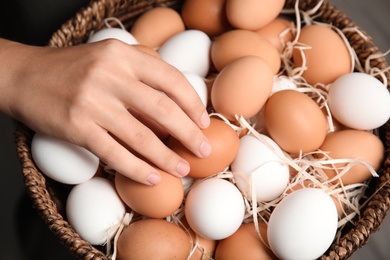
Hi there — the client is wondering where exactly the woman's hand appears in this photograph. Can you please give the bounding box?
[0,38,211,185]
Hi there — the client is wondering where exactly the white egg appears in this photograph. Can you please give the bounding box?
[184,178,245,240]
[158,30,211,77]
[328,72,390,130]
[66,177,126,245]
[267,188,338,260]
[31,132,99,185]
[231,134,289,202]
[87,27,138,44]
[182,71,208,107]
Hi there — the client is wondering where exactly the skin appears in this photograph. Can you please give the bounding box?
[0,38,211,185]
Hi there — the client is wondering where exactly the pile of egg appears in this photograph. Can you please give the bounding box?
[30,0,390,259]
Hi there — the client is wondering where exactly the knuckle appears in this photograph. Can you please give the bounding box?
[130,127,152,147]
[154,95,173,117]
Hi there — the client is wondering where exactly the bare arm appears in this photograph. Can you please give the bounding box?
[0,38,211,185]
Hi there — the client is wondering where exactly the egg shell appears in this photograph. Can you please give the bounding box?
[158,29,211,77]
[184,178,245,240]
[167,117,240,178]
[264,89,328,154]
[292,24,352,86]
[114,169,184,218]
[318,129,384,185]
[211,56,274,122]
[130,7,185,48]
[117,219,191,260]
[215,222,276,260]
[87,27,138,44]
[31,132,99,185]
[66,177,126,245]
[210,29,281,73]
[225,0,286,30]
[267,188,338,260]
[328,72,390,130]
[231,134,290,202]
[183,71,208,107]
[181,0,231,37]
[255,16,295,53]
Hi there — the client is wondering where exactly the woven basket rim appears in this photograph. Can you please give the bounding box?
[15,0,390,259]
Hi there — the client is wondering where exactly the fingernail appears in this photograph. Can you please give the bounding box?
[200,111,210,128]
[199,140,212,157]
[147,171,162,185]
[176,161,190,176]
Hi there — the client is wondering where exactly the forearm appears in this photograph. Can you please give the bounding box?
[0,38,37,119]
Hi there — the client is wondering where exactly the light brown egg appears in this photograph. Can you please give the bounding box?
[167,117,239,178]
[211,55,274,121]
[215,222,276,259]
[130,7,185,48]
[114,169,184,218]
[117,219,191,260]
[181,0,231,37]
[318,129,384,185]
[264,90,328,154]
[226,0,286,30]
[255,16,295,53]
[211,29,281,73]
[292,24,352,86]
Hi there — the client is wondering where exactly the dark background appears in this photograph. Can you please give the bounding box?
[0,0,389,259]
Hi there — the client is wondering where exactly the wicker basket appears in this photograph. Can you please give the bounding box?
[15,0,390,259]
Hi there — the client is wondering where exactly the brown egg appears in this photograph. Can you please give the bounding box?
[132,44,161,58]
[114,169,184,218]
[211,55,274,121]
[318,129,384,185]
[117,219,191,260]
[226,0,286,30]
[255,16,295,53]
[211,29,281,73]
[264,90,328,154]
[167,117,239,178]
[215,222,276,259]
[181,0,231,37]
[292,24,352,86]
[130,7,185,48]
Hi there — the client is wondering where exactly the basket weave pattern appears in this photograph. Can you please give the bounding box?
[15,0,390,259]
